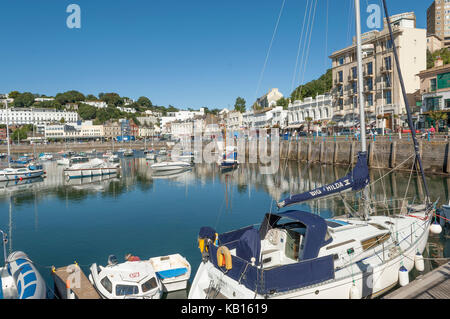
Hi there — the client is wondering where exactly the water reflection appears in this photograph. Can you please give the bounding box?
[0,155,448,297]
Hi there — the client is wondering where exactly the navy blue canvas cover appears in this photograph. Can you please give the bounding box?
[278,152,369,208]
[199,226,216,241]
[236,228,261,265]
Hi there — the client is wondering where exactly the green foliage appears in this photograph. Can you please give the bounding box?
[55,90,85,104]
[251,102,262,111]
[99,92,123,107]
[35,100,63,110]
[86,94,98,100]
[13,92,35,107]
[234,97,246,113]
[276,97,289,110]
[427,48,450,69]
[77,103,97,120]
[291,69,332,101]
[428,110,448,129]
[137,96,152,108]
[11,127,28,141]
[8,91,20,99]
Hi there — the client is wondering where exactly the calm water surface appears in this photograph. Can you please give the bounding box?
[0,153,448,298]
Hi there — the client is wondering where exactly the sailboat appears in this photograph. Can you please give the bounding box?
[188,0,436,299]
[0,100,45,182]
[218,125,238,171]
[0,197,47,299]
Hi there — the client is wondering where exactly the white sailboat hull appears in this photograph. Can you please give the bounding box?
[188,214,431,299]
[151,161,191,171]
[0,169,45,182]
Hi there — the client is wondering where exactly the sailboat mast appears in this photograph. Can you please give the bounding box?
[5,99,10,168]
[381,0,431,204]
[355,0,367,151]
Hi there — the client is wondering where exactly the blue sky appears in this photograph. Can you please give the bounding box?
[0,0,431,110]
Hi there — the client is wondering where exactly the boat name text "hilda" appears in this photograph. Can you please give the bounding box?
[309,179,351,197]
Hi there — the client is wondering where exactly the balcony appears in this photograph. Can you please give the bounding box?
[380,66,392,74]
[348,75,357,82]
[363,71,374,78]
[334,78,343,85]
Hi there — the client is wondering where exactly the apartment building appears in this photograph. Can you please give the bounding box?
[330,12,426,130]
[427,0,450,47]
[0,108,79,126]
[287,94,333,129]
[418,60,450,127]
[103,121,122,140]
[225,111,244,132]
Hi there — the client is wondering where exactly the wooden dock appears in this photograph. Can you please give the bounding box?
[383,262,450,299]
[52,264,101,299]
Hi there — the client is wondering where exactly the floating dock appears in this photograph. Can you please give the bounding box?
[383,262,450,299]
[52,264,101,299]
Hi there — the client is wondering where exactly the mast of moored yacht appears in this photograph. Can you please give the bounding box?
[5,99,11,168]
[354,0,370,220]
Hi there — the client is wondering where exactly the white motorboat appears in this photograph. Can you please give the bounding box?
[158,148,167,156]
[103,151,113,158]
[108,154,120,163]
[0,166,45,182]
[150,161,192,172]
[63,157,120,179]
[89,255,162,299]
[39,153,53,161]
[146,151,156,160]
[57,158,70,166]
[0,230,47,299]
[123,149,134,157]
[149,254,191,292]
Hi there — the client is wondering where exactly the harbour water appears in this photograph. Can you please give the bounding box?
[0,152,449,298]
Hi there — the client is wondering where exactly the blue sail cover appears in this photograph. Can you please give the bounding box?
[278,152,369,208]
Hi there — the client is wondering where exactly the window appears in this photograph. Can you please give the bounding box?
[431,78,437,91]
[338,71,343,82]
[385,74,392,87]
[100,276,113,294]
[385,90,392,104]
[386,39,393,49]
[366,78,373,91]
[352,66,357,79]
[115,284,139,296]
[352,81,357,94]
[384,56,392,70]
[367,62,373,75]
[367,94,373,106]
[142,277,158,293]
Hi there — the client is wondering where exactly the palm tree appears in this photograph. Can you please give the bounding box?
[428,110,448,132]
[327,121,337,135]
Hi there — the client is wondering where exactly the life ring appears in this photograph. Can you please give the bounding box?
[216,246,232,270]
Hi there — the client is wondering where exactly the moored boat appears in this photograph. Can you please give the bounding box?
[63,157,120,179]
[150,161,192,172]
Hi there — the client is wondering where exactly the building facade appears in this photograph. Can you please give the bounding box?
[330,12,426,130]
[418,62,450,127]
[0,108,79,126]
[256,88,284,109]
[427,0,450,47]
[287,94,333,130]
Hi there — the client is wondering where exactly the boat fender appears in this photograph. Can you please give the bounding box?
[349,284,361,299]
[398,266,409,287]
[414,253,425,272]
[430,222,442,235]
[217,246,232,270]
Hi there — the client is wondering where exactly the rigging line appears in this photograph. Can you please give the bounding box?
[254,0,286,103]
[297,0,319,99]
[294,0,315,88]
[290,0,311,94]
[324,0,329,72]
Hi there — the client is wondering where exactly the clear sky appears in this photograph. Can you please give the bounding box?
[0,0,432,110]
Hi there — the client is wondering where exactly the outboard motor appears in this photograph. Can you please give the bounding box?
[198,227,217,262]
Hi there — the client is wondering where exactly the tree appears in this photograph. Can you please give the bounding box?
[137,96,152,108]
[55,90,85,104]
[277,97,289,110]
[86,94,98,100]
[234,97,246,113]
[13,92,35,107]
[77,103,97,120]
[11,127,27,141]
[291,69,332,101]
[8,91,20,99]
[60,118,65,124]
[99,92,123,107]
[428,111,448,131]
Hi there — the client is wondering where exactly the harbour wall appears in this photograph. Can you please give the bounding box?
[273,138,450,175]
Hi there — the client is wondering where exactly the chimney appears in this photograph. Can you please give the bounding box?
[435,56,444,68]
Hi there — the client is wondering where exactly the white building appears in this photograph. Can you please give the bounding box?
[34,97,55,102]
[287,94,333,129]
[225,111,244,132]
[0,108,79,126]
[160,108,205,133]
[256,88,284,109]
[242,106,288,129]
[118,107,137,113]
[44,120,104,140]
[82,101,108,108]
